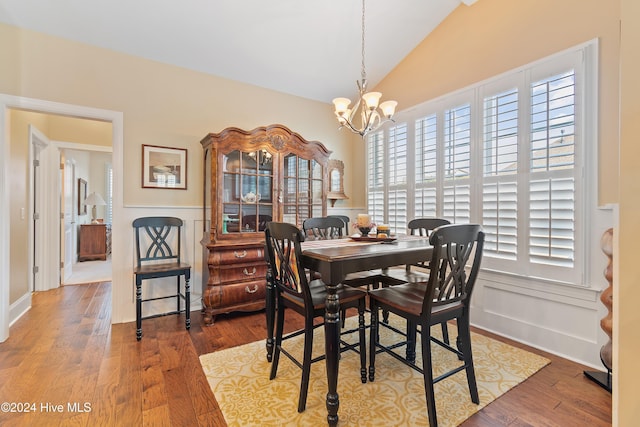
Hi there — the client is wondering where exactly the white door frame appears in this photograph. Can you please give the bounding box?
[0,94,124,342]
[28,125,54,294]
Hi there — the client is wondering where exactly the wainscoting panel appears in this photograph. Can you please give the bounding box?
[471,274,605,368]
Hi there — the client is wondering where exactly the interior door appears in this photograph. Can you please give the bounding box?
[62,157,75,282]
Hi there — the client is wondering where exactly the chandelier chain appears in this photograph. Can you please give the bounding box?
[361,0,366,82]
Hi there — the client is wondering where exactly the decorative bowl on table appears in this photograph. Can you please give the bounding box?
[357,227,371,236]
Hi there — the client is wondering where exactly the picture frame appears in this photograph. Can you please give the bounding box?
[142,144,187,189]
[78,178,87,215]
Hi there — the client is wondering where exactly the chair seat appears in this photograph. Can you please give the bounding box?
[369,283,463,319]
[282,280,367,310]
[134,262,191,277]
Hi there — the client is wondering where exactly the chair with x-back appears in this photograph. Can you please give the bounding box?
[265,222,367,412]
[302,216,383,325]
[133,216,191,341]
[380,218,452,342]
[368,223,484,427]
[302,216,345,240]
[327,214,351,236]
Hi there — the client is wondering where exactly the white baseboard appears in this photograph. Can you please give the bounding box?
[9,292,31,327]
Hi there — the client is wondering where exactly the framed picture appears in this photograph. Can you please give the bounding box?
[78,178,87,215]
[142,144,187,189]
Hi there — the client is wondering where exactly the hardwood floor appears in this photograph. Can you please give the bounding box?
[0,282,611,426]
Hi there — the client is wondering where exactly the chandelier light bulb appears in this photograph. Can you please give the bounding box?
[379,100,398,118]
[362,92,382,110]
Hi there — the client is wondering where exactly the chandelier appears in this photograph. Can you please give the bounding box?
[332,0,397,138]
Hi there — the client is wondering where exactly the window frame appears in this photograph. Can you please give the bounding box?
[366,40,597,286]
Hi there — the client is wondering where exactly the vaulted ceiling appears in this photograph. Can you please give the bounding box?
[0,0,479,103]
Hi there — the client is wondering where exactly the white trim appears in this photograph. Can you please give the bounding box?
[55,141,113,153]
[8,292,31,328]
[0,94,124,341]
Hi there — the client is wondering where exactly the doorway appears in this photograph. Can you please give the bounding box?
[0,94,124,342]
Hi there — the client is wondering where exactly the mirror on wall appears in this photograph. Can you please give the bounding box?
[327,159,348,207]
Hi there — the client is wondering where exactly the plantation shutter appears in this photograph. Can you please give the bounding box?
[415,114,438,218]
[442,104,471,223]
[387,123,408,233]
[528,71,576,268]
[482,88,518,259]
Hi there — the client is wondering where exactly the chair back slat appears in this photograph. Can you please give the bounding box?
[133,216,183,268]
[302,216,344,240]
[423,224,484,314]
[265,222,310,298]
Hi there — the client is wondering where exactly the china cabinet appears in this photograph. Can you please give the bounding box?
[200,124,331,325]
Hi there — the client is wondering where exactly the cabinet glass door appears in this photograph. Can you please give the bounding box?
[282,153,324,226]
[221,149,274,234]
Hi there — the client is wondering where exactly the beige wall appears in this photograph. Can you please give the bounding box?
[617,0,639,424]
[376,0,620,205]
[0,22,355,210]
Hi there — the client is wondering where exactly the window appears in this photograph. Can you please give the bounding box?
[365,41,595,285]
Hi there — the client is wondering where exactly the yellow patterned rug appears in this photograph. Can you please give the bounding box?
[199,315,549,426]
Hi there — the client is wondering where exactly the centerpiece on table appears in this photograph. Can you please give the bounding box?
[354,214,375,237]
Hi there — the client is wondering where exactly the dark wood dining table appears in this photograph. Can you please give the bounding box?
[266,236,432,426]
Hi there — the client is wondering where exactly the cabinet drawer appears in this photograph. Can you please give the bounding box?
[211,247,265,264]
[209,262,268,285]
[205,280,267,309]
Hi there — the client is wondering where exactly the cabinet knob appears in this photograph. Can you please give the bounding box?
[234,250,247,258]
[245,284,259,294]
[243,267,257,276]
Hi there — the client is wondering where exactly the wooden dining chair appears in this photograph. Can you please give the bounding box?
[368,224,484,427]
[132,216,191,341]
[328,214,351,236]
[381,218,452,343]
[302,216,384,325]
[265,222,367,412]
[302,216,344,239]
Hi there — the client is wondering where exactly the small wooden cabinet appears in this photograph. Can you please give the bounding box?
[200,124,331,325]
[78,223,111,261]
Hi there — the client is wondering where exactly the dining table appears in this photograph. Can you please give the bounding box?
[265,235,433,427]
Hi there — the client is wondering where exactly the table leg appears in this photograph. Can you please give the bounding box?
[324,281,340,426]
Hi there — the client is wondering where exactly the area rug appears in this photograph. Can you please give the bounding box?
[199,315,549,426]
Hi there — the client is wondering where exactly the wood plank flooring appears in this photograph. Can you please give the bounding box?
[0,282,611,426]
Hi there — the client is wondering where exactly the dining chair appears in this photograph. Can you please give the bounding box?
[265,222,367,412]
[302,216,384,327]
[132,216,191,341]
[327,214,351,236]
[302,216,345,239]
[368,223,484,427]
[381,218,452,343]
[302,216,381,288]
